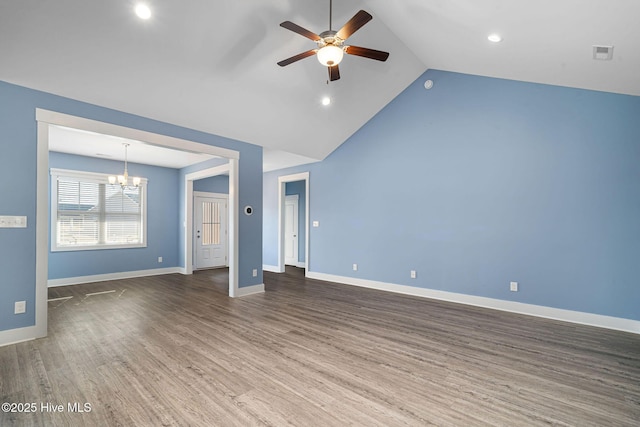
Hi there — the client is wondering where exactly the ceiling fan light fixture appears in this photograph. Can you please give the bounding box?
[317,45,344,66]
[278,2,386,81]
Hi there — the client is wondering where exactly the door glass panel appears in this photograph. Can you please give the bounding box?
[201,201,221,245]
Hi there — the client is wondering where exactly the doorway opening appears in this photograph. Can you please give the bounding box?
[36,109,241,340]
[278,172,310,275]
[193,174,229,271]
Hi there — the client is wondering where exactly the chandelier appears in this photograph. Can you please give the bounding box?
[108,143,141,188]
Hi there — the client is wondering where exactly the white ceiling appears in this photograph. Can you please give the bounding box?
[1,1,638,170]
[49,125,218,169]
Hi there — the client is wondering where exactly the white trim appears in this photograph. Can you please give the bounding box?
[185,164,230,274]
[50,168,148,252]
[193,191,229,270]
[236,283,265,297]
[284,194,299,266]
[184,161,239,298]
[262,264,280,273]
[228,158,239,297]
[0,326,38,348]
[50,168,149,185]
[193,191,228,199]
[36,109,239,160]
[306,271,640,335]
[277,172,310,275]
[293,261,307,269]
[34,121,49,340]
[47,267,182,287]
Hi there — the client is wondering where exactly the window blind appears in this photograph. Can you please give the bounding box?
[51,169,147,251]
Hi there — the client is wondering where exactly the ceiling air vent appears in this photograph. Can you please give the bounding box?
[592,45,613,60]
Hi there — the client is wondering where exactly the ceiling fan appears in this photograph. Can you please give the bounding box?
[277,0,389,81]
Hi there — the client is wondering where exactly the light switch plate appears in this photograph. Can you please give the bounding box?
[312,221,319,227]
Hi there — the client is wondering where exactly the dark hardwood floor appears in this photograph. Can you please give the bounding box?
[1,267,639,426]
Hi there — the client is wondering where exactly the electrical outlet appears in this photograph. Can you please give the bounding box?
[510,281,518,292]
[158,256,163,263]
[0,216,27,228]
[352,263,358,271]
[410,270,417,279]
[14,301,26,314]
[252,269,258,277]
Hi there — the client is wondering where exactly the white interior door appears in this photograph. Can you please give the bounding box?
[284,195,299,266]
[195,195,227,269]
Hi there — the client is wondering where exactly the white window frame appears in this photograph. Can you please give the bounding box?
[50,168,148,252]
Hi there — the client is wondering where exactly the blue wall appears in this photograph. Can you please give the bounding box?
[264,69,640,321]
[0,80,263,333]
[48,152,180,279]
[285,181,306,263]
[194,175,229,194]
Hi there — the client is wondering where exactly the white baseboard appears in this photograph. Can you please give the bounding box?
[237,283,265,297]
[263,263,306,272]
[0,325,38,348]
[306,271,640,335]
[47,267,182,287]
[262,264,282,273]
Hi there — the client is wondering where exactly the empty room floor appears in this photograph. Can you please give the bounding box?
[1,267,639,426]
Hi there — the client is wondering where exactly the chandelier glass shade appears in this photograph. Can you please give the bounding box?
[317,45,344,66]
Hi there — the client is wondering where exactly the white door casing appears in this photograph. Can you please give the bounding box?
[284,195,299,266]
[28,109,241,349]
[277,172,309,274]
[194,193,228,269]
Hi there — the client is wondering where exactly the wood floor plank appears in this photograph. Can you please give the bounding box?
[1,267,639,426]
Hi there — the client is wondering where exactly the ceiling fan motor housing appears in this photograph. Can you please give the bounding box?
[318,30,344,47]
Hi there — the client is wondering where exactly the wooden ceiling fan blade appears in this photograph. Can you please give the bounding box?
[280,21,321,41]
[277,50,317,67]
[344,45,389,62]
[336,10,372,40]
[328,64,340,81]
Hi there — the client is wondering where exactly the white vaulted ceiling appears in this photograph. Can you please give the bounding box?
[1,1,638,170]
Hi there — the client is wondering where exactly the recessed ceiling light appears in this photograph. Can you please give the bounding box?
[135,3,151,20]
[488,34,502,43]
[321,97,331,106]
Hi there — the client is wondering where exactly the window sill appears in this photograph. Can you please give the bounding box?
[51,243,147,252]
